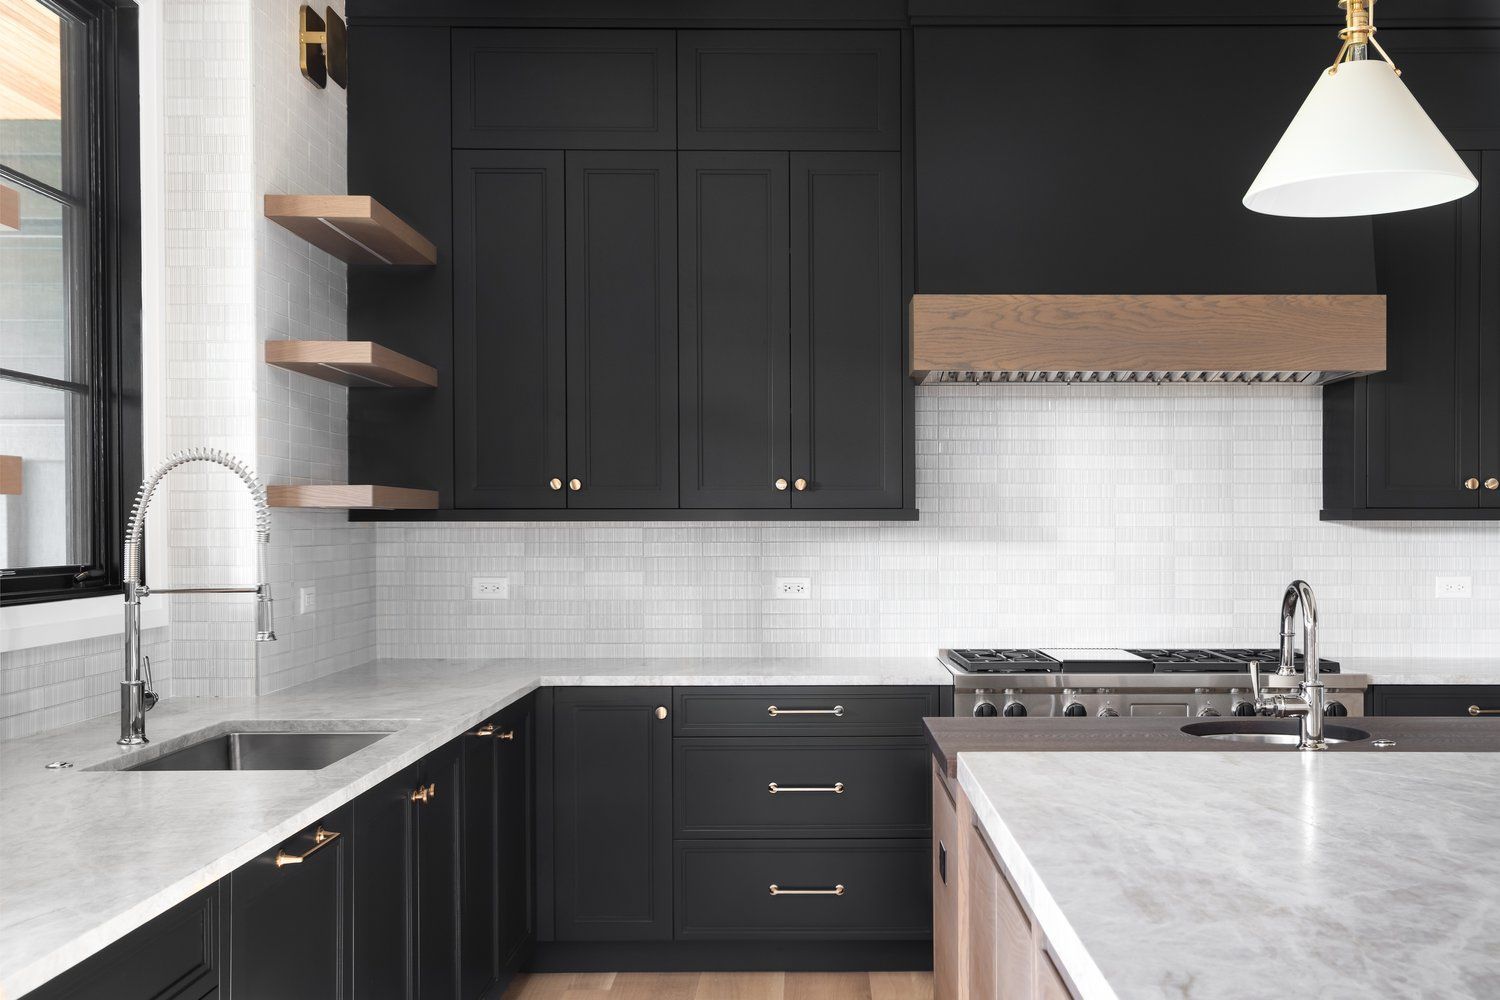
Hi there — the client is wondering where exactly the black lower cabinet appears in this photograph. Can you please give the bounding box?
[415,741,463,1000]
[227,805,353,1000]
[351,765,420,1000]
[496,699,537,972]
[1369,684,1500,717]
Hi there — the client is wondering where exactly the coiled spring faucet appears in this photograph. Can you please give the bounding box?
[120,448,276,745]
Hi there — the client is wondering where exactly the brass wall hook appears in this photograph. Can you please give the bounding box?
[299,5,347,89]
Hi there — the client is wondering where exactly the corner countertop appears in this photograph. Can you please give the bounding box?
[1341,656,1500,686]
[959,750,1500,1000]
[0,656,947,999]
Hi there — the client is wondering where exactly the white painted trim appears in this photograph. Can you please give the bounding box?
[0,596,167,653]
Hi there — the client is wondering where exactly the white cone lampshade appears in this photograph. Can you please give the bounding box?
[1244,59,1477,218]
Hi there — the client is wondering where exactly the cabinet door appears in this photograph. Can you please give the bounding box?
[679,152,792,508]
[351,766,418,1000]
[415,742,462,1000]
[497,698,536,972]
[1366,150,1482,509]
[553,688,673,941]
[1482,152,1500,509]
[453,150,567,508]
[229,807,351,1000]
[791,152,904,509]
[461,723,500,1000]
[565,151,678,508]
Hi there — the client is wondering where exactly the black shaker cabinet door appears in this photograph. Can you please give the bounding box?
[453,29,675,149]
[414,742,463,1000]
[791,152,904,509]
[553,688,673,941]
[679,152,792,508]
[461,723,501,1000]
[1481,152,1500,509]
[497,698,536,972]
[453,150,568,508]
[564,151,678,508]
[1366,151,1482,509]
[351,765,419,1000]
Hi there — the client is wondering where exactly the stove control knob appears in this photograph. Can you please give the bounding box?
[1063,703,1088,717]
[1324,701,1350,717]
[973,702,998,718]
[1097,707,1119,719]
[1198,705,1221,718]
[1002,701,1028,718]
[1233,701,1259,717]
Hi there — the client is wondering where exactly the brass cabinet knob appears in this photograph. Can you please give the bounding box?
[793,478,807,492]
[655,706,668,720]
[549,478,563,491]
[1465,478,1481,490]
[475,723,496,737]
[410,782,436,804]
[569,478,582,491]
[774,478,788,491]
[1487,478,1500,491]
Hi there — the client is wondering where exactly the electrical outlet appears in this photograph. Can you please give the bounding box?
[298,586,316,615]
[1435,576,1472,599]
[775,577,811,600]
[472,577,509,600]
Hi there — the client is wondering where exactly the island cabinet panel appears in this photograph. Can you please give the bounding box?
[351,765,420,1000]
[677,30,900,150]
[1369,684,1500,717]
[26,885,220,1000]
[552,688,674,941]
[931,763,963,1000]
[452,29,675,149]
[453,150,568,509]
[227,805,353,1000]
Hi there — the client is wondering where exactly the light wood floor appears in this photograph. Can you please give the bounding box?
[501,971,933,1000]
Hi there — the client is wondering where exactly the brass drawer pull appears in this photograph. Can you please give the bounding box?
[274,826,341,869]
[410,782,436,803]
[769,782,844,794]
[1469,706,1500,716]
[767,705,844,717]
[769,884,845,896]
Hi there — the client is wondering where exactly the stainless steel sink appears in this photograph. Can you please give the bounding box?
[123,731,391,771]
[1181,719,1372,745]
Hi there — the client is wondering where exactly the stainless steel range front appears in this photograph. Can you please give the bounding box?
[944,648,1369,720]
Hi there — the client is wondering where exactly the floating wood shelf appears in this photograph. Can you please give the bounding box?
[263,195,436,266]
[0,184,18,232]
[0,455,21,495]
[267,484,438,510]
[265,340,437,388]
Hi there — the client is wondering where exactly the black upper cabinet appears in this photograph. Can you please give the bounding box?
[552,688,673,941]
[1482,156,1500,510]
[454,150,567,509]
[680,152,792,508]
[677,31,900,151]
[792,152,903,508]
[565,151,679,508]
[1385,30,1500,150]
[453,29,675,149]
[913,26,1375,294]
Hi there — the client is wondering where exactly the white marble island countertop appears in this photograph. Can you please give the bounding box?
[0,655,947,998]
[959,750,1500,1000]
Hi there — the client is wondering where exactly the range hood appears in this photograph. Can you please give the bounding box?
[910,294,1386,386]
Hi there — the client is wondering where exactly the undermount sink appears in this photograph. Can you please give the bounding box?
[121,730,392,771]
[1181,719,1372,745]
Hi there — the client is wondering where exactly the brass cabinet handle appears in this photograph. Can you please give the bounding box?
[774,478,788,491]
[769,884,845,896]
[475,723,496,737]
[1469,706,1500,716]
[410,782,436,803]
[768,782,844,794]
[655,706,668,720]
[274,826,341,868]
[1487,478,1500,491]
[793,478,807,491]
[767,705,844,717]
[1465,478,1481,490]
[549,478,563,491]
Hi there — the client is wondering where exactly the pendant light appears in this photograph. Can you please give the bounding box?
[1244,0,1477,218]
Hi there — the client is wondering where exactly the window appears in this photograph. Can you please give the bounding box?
[0,0,140,605]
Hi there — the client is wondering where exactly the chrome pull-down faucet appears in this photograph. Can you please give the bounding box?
[119,448,276,746]
[1247,580,1327,751]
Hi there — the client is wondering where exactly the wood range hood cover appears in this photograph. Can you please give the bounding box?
[910,294,1387,386]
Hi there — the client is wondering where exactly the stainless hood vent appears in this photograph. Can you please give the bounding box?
[911,294,1387,387]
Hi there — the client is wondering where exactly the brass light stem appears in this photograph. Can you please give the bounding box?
[1330,0,1400,76]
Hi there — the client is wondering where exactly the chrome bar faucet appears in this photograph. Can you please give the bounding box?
[119,448,275,745]
[1248,580,1327,751]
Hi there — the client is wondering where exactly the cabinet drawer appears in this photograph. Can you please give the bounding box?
[675,840,931,940]
[675,739,930,838]
[1370,684,1500,717]
[673,686,942,737]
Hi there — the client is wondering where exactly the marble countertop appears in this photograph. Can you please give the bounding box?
[959,750,1500,1000]
[1341,656,1500,685]
[0,656,947,999]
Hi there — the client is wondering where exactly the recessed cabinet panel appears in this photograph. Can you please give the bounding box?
[679,152,792,508]
[453,151,567,508]
[1389,30,1500,149]
[351,766,419,1000]
[415,743,462,1000]
[1481,153,1500,510]
[678,31,900,150]
[791,152,903,508]
[565,152,678,508]
[454,30,675,149]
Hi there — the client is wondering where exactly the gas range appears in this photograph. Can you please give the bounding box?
[944,648,1368,719]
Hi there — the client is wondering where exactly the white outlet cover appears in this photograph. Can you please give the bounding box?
[1435,576,1472,599]
[298,586,316,615]
[472,577,510,600]
[775,577,811,599]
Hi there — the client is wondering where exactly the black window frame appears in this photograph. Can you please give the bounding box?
[0,0,141,606]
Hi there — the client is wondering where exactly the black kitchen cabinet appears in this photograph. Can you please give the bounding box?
[351,765,419,1000]
[227,806,352,1000]
[414,741,463,1000]
[496,698,537,972]
[551,687,674,941]
[1369,684,1500,717]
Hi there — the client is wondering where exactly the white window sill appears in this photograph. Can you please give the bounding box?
[0,595,168,654]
